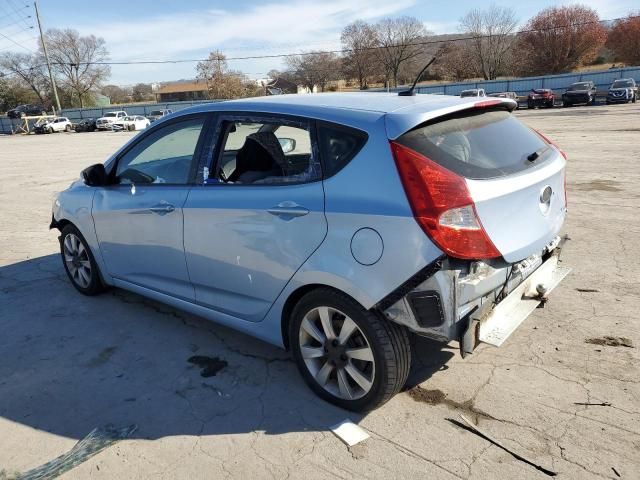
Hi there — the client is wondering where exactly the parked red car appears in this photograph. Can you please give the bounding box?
[527,89,555,109]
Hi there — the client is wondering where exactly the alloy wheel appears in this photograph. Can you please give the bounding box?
[63,233,92,289]
[298,306,375,400]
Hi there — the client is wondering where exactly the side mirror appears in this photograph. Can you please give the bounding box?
[82,163,108,186]
[279,137,296,154]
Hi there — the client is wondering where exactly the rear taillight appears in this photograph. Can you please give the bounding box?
[390,142,501,260]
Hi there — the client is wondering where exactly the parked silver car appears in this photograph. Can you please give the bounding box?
[51,93,570,411]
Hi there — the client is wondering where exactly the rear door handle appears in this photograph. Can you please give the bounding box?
[149,204,175,215]
[268,202,309,218]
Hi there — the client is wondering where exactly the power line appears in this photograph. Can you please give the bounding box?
[0,1,31,31]
[0,27,34,52]
[35,13,637,67]
[0,14,34,31]
[5,0,32,30]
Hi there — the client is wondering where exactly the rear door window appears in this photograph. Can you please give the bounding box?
[316,122,368,178]
[214,119,321,185]
[396,109,551,179]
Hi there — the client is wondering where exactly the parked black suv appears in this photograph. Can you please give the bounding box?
[562,81,597,107]
[7,104,47,118]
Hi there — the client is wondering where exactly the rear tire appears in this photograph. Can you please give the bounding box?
[289,288,410,412]
[59,225,106,296]
[65,124,71,132]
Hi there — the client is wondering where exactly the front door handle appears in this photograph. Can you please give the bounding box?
[268,202,309,218]
[149,204,175,215]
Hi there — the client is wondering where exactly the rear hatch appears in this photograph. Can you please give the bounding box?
[392,106,567,263]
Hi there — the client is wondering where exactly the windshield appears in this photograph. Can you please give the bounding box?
[104,113,117,118]
[532,89,549,94]
[460,91,477,97]
[568,83,590,91]
[124,116,134,121]
[612,80,633,88]
[149,110,162,116]
[397,110,550,180]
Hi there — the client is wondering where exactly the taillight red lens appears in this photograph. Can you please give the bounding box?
[474,99,502,109]
[390,141,501,260]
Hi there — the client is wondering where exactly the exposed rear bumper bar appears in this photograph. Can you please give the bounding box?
[477,254,571,346]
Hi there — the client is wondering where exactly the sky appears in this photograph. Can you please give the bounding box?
[1,0,638,85]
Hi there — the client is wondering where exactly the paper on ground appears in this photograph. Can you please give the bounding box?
[330,419,370,446]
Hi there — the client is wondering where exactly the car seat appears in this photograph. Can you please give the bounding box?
[227,131,286,183]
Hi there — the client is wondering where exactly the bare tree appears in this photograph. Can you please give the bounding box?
[0,75,40,111]
[460,5,518,80]
[43,29,110,107]
[0,52,49,105]
[375,16,429,87]
[434,41,477,81]
[517,5,607,75]
[285,51,341,92]
[341,20,380,89]
[196,50,256,99]
[101,84,130,104]
[132,83,154,102]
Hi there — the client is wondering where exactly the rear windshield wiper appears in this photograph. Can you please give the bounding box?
[527,146,548,162]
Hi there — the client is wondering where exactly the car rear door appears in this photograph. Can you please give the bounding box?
[183,114,327,322]
[394,106,567,263]
[92,114,210,300]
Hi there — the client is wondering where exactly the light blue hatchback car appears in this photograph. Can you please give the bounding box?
[51,93,570,411]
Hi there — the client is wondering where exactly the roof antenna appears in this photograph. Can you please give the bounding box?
[398,56,437,97]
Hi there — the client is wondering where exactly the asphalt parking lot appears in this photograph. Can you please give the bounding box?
[1,103,639,480]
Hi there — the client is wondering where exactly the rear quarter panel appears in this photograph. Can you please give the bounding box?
[264,117,443,326]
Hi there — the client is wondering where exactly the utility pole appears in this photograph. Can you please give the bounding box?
[34,1,61,114]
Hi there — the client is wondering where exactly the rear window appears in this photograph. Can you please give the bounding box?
[397,109,551,180]
[317,122,368,178]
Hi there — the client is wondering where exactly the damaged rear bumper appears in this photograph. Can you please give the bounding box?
[475,253,570,346]
[381,236,570,353]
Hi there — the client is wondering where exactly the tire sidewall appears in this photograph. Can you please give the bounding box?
[60,225,103,295]
[289,290,395,411]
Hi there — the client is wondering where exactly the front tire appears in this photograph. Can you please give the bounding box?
[290,288,410,412]
[60,225,105,295]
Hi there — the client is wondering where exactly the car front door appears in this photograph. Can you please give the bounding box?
[183,115,327,321]
[92,114,209,300]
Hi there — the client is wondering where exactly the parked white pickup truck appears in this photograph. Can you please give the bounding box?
[96,111,128,130]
